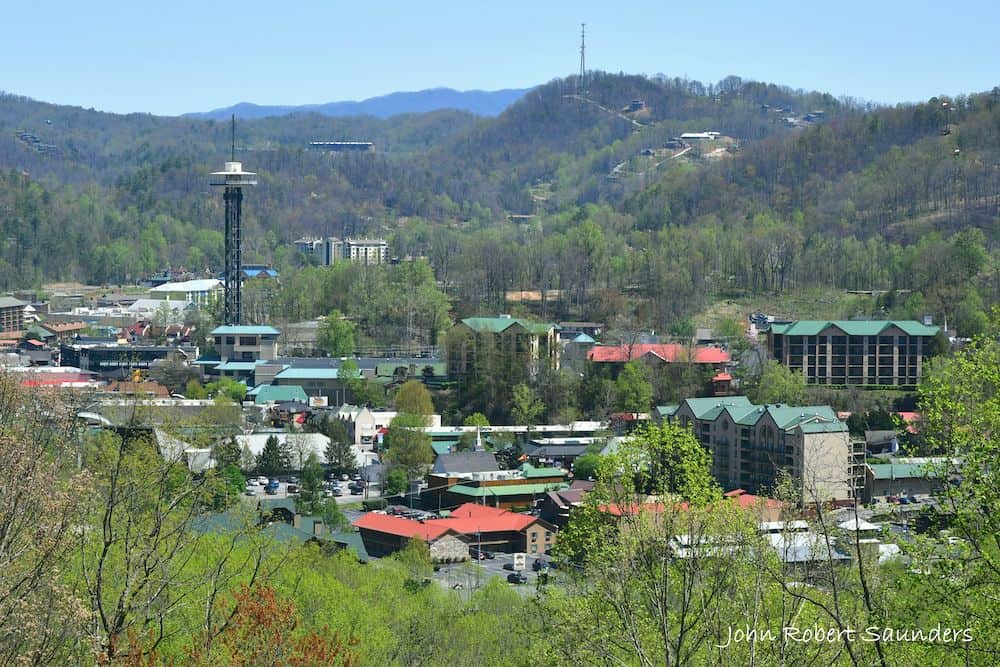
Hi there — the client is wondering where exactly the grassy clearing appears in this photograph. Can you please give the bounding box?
[696,288,878,329]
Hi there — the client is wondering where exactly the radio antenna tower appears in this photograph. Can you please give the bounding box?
[578,23,587,95]
[210,115,257,325]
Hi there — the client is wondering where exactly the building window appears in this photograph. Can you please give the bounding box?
[239,336,256,346]
[531,533,538,542]
[545,531,552,541]
[214,336,222,345]
[530,544,538,554]
[226,336,235,345]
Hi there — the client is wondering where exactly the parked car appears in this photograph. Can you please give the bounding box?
[349,485,363,495]
[886,496,899,504]
[288,476,299,484]
[243,488,256,496]
[265,481,279,495]
[351,473,362,481]
[507,572,528,584]
[532,558,548,572]
[286,484,299,494]
[341,474,350,481]
[245,478,258,486]
[899,497,911,505]
[470,547,494,561]
[257,476,269,485]
[502,563,515,571]
[333,487,344,497]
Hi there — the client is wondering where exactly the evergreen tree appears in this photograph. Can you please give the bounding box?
[212,436,242,470]
[256,435,283,478]
[297,453,325,514]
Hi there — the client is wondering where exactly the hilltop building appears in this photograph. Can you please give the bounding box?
[767,320,940,387]
[294,237,390,266]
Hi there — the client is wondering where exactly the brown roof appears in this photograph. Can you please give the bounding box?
[42,321,88,333]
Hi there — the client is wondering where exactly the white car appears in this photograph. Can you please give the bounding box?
[257,476,269,485]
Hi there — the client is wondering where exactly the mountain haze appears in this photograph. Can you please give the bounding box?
[184,87,531,120]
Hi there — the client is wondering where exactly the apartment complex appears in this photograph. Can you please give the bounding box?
[295,237,390,266]
[662,396,858,503]
[447,315,560,380]
[0,297,27,333]
[767,320,939,387]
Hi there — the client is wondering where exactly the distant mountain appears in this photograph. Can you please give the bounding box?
[184,87,532,120]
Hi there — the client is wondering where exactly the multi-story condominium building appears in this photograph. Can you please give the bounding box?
[0,297,27,333]
[661,396,858,503]
[767,320,939,387]
[293,237,391,266]
[447,316,560,381]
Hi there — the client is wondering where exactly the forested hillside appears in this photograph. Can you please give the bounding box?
[0,74,996,335]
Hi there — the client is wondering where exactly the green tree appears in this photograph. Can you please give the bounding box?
[614,360,653,412]
[510,383,544,424]
[205,378,247,402]
[319,498,349,532]
[383,414,434,481]
[340,359,382,407]
[385,468,409,495]
[462,412,490,427]
[394,380,434,419]
[297,452,325,514]
[324,435,358,475]
[746,359,807,405]
[256,435,284,478]
[185,378,208,399]
[317,309,356,357]
[212,436,242,470]
[572,452,601,481]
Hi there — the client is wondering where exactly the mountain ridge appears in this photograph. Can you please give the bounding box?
[183,86,532,120]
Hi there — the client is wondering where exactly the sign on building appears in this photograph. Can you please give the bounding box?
[309,396,329,407]
[513,552,526,571]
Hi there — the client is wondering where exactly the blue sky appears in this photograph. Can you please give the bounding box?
[3,0,998,116]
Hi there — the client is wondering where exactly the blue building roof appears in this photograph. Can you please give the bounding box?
[275,367,340,381]
[211,325,281,336]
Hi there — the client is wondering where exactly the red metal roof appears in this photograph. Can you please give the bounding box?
[588,344,730,364]
[712,372,733,382]
[353,503,540,540]
[352,513,455,541]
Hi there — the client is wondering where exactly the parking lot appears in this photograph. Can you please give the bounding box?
[242,478,381,505]
[432,551,553,594]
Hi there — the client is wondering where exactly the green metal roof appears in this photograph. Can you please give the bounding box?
[520,462,565,479]
[869,463,940,480]
[769,320,939,337]
[432,441,454,456]
[253,384,308,405]
[450,482,569,497]
[460,316,558,335]
[682,396,753,420]
[211,325,282,336]
[275,367,340,380]
[767,405,840,430]
[797,421,849,434]
[655,405,679,417]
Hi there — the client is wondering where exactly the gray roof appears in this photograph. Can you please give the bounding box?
[0,297,27,309]
[432,451,499,475]
[525,443,590,457]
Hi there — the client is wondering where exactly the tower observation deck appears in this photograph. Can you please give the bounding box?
[210,160,256,325]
